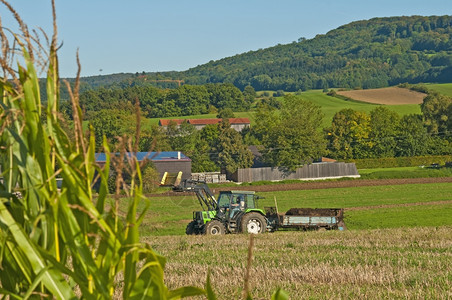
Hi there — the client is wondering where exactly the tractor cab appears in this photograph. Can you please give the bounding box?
[218,191,257,209]
[217,191,260,221]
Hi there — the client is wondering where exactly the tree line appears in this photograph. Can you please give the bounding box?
[79,87,451,174]
[60,83,256,120]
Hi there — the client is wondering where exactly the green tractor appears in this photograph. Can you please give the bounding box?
[174,180,267,235]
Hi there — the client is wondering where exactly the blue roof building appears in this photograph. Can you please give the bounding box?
[95,151,192,182]
[95,151,191,163]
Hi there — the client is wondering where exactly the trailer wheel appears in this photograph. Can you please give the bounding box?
[241,213,266,234]
[204,220,226,235]
[186,221,198,235]
[338,221,347,231]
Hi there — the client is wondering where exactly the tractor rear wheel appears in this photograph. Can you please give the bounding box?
[204,220,226,235]
[240,212,266,234]
[186,221,198,235]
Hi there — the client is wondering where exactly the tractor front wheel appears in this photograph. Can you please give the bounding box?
[241,213,266,234]
[186,221,198,235]
[204,220,226,235]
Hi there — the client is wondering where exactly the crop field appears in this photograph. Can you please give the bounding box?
[300,90,421,126]
[147,227,452,299]
[336,87,426,105]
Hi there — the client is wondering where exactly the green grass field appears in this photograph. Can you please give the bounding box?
[258,183,451,209]
[358,166,452,179]
[426,83,452,97]
[122,181,452,236]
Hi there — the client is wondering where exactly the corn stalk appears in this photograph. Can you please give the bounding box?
[0,1,205,299]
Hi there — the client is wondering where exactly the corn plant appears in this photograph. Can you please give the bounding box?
[0,1,205,298]
[0,2,290,299]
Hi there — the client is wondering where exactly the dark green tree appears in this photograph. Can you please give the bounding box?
[213,120,253,174]
[166,85,209,116]
[216,108,235,119]
[252,103,278,145]
[155,99,181,117]
[369,106,400,157]
[421,92,452,137]
[395,114,430,156]
[199,124,220,148]
[243,85,256,105]
[165,121,218,172]
[167,121,198,155]
[90,108,135,150]
[139,125,171,152]
[192,124,221,172]
[255,95,326,170]
[206,83,249,111]
[327,109,372,159]
[190,139,219,172]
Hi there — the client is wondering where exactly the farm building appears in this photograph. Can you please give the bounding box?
[229,162,359,183]
[95,151,192,182]
[233,147,358,183]
[159,118,250,132]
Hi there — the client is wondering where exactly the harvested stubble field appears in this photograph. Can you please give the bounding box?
[336,87,426,105]
[134,178,452,298]
[135,178,452,298]
[146,227,452,299]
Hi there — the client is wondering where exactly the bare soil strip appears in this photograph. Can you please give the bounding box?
[215,177,452,193]
[336,87,426,105]
[151,177,452,197]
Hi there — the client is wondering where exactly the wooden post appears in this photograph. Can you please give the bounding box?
[274,196,279,215]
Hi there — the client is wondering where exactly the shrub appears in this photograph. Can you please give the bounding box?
[142,163,161,193]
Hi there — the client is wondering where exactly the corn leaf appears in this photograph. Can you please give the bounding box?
[167,287,206,299]
[0,201,76,299]
[271,288,289,300]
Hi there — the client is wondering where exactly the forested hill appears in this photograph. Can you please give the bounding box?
[72,15,452,92]
[177,15,452,91]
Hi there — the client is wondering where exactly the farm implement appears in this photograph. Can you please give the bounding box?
[174,180,346,235]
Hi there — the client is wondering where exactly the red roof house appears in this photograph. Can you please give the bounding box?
[159,118,250,132]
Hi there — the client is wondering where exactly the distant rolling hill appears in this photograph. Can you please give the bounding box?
[61,15,452,97]
[174,15,452,91]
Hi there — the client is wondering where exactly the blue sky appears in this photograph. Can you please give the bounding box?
[1,0,451,77]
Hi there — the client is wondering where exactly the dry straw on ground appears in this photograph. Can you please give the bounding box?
[144,227,452,299]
